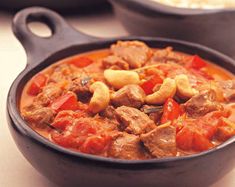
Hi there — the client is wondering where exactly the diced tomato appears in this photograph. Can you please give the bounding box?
[140,74,163,95]
[216,117,235,141]
[161,98,181,124]
[51,111,74,130]
[187,55,207,70]
[176,111,229,152]
[27,73,47,95]
[71,119,97,137]
[51,118,98,148]
[51,92,79,112]
[80,135,111,154]
[197,111,229,139]
[216,126,235,142]
[193,131,213,151]
[51,133,77,148]
[198,122,218,140]
[176,126,194,150]
[55,110,87,119]
[51,118,72,130]
[176,125,213,152]
[68,56,93,68]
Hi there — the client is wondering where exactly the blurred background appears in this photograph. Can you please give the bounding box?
[1,0,235,187]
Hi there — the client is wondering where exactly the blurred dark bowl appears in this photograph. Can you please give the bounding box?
[0,0,108,12]
[109,0,235,59]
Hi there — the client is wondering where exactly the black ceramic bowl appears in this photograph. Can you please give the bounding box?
[7,7,235,187]
[109,0,235,59]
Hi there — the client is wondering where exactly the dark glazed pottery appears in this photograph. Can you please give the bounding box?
[7,7,235,187]
[109,0,235,59]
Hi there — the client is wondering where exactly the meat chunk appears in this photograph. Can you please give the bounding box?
[115,106,156,135]
[215,118,235,141]
[111,41,152,68]
[49,64,74,83]
[217,80,235,101]
[184,90,223,118]
[102,55,129,70]
[141,122,176,158]
[100,106,117,120]
[111,85,145,108]
[141,105,163,124]
[149,47,185,65]
[69,75,93,102]
[22,106,55,128]
[108,133,149,160]
[35,83,63,106]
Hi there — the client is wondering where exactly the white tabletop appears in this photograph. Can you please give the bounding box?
[0,9,234,187]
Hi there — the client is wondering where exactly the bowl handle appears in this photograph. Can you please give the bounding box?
[12,7,99,66]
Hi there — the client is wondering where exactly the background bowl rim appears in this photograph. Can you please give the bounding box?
[109,0,235,16]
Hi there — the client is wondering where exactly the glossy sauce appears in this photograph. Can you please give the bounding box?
[20,49,235,138]
[20,46,235,158]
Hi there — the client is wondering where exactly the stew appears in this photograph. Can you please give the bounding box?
[20,40,235,160]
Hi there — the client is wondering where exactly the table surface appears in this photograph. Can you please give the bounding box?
[0,9,235,187]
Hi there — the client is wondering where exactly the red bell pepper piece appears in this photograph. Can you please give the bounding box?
[27,73,47,96]
[140,74,163,95]
[193,131,213,151]
[69,56,93,68]
[161,98,181,124]
[176,125,213,152]
[51,92,79,112]
[187,55,207,70]
[176,126,194,150]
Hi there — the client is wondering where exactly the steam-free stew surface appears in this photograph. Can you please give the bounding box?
[20,41,235,160]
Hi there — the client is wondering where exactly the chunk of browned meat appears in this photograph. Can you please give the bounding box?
[141,105,163,124]
[108,133,150,160]
[100,106,117,120]
[49,64,74,83]
[111,85,145,108]
[215,118,235,141]
[115,106,156,135]
[102,55,129,70]
[149,47,185,65]
[93,115,119,132]
[69,75,94,102]
[184,90,223,118]
[22,106,55,128]
[35,83,63,106]
[141,122,176,158]
[217,80,235,101]
[111,41,152,68]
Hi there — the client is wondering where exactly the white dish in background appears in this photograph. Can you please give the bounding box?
[150,0,235,9]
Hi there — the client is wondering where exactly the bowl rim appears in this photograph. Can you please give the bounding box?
[7,36,235,166]
[109,0,235,16]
